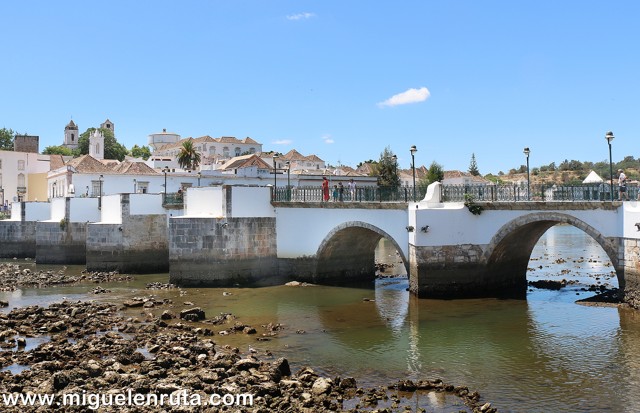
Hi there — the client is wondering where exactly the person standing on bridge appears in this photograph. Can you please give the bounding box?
[348,178,357,201]
[618,169,629,201]
[322,176,330,202]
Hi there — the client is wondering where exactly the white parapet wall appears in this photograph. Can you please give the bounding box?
[101,195,122,224]
[130,193,165,215]
[69,197,100,223]
[230,186,275,218]
[184,187,225,217]
[9,201,51,222]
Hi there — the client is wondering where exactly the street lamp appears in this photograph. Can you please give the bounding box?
[523,147,530,200]
[272,154,279,193]
[410,145,417,202]
[285,160,291,201]
[98,175,103,209]
[605,131,614,202]
[163,166,168,203]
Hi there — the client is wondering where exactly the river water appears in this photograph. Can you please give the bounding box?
[2,224,639,412]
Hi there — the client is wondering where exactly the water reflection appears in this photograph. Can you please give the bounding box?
[1,227,640,412]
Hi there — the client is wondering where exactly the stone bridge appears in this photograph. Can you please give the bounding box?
[169,185,640,306]
[2,185,639,306]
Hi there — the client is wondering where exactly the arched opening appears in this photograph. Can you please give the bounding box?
[526,224,619,299]
[315,221,408,286]
[485,213,621,298]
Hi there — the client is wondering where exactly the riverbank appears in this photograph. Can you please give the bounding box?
[0,263,497,412]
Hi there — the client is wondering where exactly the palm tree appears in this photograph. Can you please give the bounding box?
[177,139,201,171]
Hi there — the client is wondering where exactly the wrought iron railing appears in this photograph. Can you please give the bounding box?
[163,193,184,207]
[272,183,638,203]
[273,185,427,202]
[442,183,638,202]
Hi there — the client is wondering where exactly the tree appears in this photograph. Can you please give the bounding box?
[0,128,15,151]
[130,144,152,160]
[76,128,128,161]
[425,161,444,184]
[177,139,201,171]
[371,146,399,187]
[42,145,74,156]
[468,153,480,176]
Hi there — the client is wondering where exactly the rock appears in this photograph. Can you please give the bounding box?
[123,300,144,308]
[0,300,8,307]
[160,310,175,320]
[180,307,205,321]
[311,377,332,395]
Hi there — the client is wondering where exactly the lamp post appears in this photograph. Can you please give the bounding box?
[98,175,103,209]
[163,167,168,204]
[285,161,291,201]
[272,155,279,199]
[523,147,530,200]
[605,131,614,202]
[410,145,417,202]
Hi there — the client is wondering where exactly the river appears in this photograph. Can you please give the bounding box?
[1,224,639,412]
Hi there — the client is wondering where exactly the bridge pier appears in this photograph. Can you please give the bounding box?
[408,243,527,299]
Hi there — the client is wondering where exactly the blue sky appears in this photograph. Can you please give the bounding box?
[1,1,639,174]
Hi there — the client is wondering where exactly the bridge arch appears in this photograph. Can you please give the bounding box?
[314,221,408,285]
[483,212,622,291]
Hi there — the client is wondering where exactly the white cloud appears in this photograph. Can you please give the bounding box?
[322,135,334,144]
[273,139,292,145]
[287,12,315,20]
[378,87,431,108]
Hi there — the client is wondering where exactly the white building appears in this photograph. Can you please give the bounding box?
[150,135,263,171]
[0,150,51,205]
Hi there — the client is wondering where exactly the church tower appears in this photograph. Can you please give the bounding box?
[89,129,105,160]
[100,119,114,136]
[63,120,79,150]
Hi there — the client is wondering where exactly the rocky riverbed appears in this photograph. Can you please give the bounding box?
[0,263,497,412]
[0,301,496,412]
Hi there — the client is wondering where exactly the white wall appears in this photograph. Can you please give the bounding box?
[130,193,164,215]
[184,187,225,217]
[101,195,122,224]
[69,197,100,222]
[49,198,66,222]
[275,207,408,259]
[230,186,275,218]
[25,202,51,221]
[622,201,640,239]
[409,202,628,247]
[9,202,22,221]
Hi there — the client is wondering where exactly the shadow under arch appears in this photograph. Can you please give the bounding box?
[483,212,622,295]
[314,221,408,285]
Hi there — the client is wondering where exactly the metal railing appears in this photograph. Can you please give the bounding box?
[273,183,638,203]
[273,185,427,203]
[163,193,184,207]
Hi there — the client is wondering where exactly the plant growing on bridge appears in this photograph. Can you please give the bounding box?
[464,194,484,215]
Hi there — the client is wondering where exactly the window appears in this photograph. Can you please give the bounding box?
[17,173,25,187]
[249,148,256,154]
[137,181,149,194]
[235,147,241,156]
[223,147,230,157]
[17,160,25,170]
[91,181,101,197]
[71,133,75,142]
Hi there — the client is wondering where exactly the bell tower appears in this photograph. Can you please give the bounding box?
[89,129,104,160]
[63,119,79,150]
